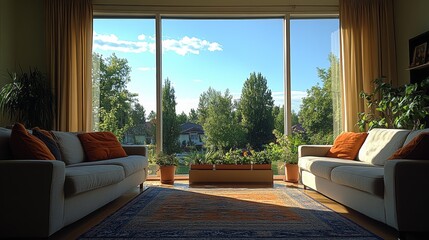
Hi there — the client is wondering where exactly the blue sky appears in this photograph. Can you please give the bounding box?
[93,18,339,115]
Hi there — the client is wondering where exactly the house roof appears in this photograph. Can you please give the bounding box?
[180,122,204,134]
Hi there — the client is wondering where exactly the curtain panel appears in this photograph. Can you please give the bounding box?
[45,0,93,132]
[340,0,397,132]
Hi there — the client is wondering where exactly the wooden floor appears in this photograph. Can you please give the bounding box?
[50,179,400,240]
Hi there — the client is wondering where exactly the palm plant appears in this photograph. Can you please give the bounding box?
[0,68,54,129]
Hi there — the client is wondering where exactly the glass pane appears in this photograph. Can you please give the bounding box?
[290,19,341,146]
[92,19,158,175]
[161,19,284,175]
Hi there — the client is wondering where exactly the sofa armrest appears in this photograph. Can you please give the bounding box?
[122,145,148,156]
[0,160,65,237]
[298,145,332,157]
[384,159,429,232]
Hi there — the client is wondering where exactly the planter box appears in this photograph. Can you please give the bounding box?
[252,164,272,170]
[215,164,252,170]
[190,164,214,170]
[189,169,273,185]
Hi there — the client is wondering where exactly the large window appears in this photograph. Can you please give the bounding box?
[290,19,341,145]
[92,16,341,176]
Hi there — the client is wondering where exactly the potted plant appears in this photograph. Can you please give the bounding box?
[358,78,429,131]
[154,152,178,184]
[0,68,54,129]
[271,130,306,183]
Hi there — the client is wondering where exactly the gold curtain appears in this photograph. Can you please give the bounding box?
[340,0,397,132]
[45,0,93,132]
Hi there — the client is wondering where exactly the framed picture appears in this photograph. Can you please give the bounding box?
[412,42,427,66]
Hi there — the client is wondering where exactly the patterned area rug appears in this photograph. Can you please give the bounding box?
[80,186,380,239]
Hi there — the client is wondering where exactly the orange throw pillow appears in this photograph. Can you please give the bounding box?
[389,133,429,160]
[10,123,55,160]
[326,132,368,160]
[77,132,127,161]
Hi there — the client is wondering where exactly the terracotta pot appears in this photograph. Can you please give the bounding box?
[160,165,176,184]
[285,163,299,183]
[215,164,252,170]
[190,164,214,170]
[252,164,272,170]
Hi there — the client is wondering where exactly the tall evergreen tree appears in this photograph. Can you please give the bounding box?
[162,78,180,154]
[239,72,274,149]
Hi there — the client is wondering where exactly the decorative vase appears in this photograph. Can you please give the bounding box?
[285,163,299,183]
[160,165,176,184]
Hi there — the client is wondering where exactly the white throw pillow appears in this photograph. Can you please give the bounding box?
[357,128,411,166]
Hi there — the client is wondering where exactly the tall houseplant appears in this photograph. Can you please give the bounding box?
[0,68,54,129]
[358,78,429,131]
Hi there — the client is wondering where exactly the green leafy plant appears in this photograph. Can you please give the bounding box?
[251,150,272,164]
[185,151,207,165]
[358,78,429,131]
[154,152,178,166]
[0,68,54,129]
[266,130,307,165]
[204,150,224,165]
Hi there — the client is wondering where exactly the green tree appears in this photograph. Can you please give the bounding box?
[162,78,180,154]
[239,72,274,149]
[148,110,156,122]
[200,89,245,150]
[93,53,138,140]
[298,54,339,144]
[131,103,146,126]
[188,108,198,123]
[177,111,188,125]
[197,87,219,126]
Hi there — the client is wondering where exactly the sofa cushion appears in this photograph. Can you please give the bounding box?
[299,156,372,180]
[77,132,127,161]
[389,133,429,160]
[64,165,125,197]
[69,155,148,177]
[10,123,55,160]
[0,128,12,160]
[403,128,429,146]
[32,128,62,161]
[51,131,85,165]
[326,132,368,160]
[357,128,410,166]
[331,166,384,197]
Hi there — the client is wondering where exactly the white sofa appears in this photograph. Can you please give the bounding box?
[299,128,429,237]
[0,127,149,237]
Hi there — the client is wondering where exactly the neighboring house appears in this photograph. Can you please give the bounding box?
[179,122,204,147]
[123,122,155,145]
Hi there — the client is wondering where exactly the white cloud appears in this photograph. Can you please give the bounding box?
[271,91,308,113]
[193,79,203,83]
[93,32,222,56]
